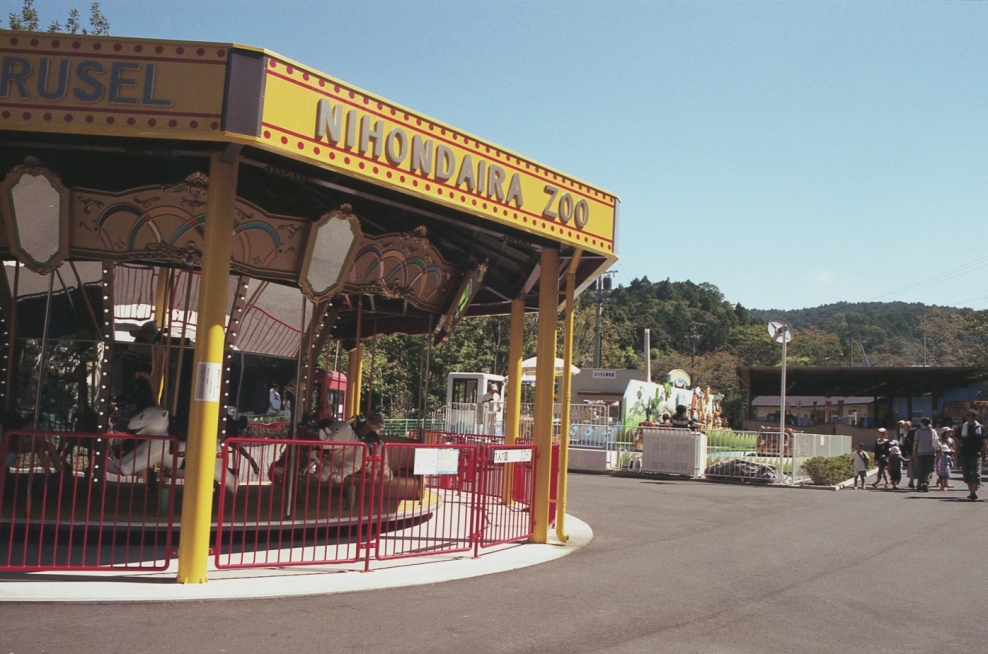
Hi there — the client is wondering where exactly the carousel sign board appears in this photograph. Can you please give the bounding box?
[256,55,618,258]
[0,32,228,140]
[0,31,619,258]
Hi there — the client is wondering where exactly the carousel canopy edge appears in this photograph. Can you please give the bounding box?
[0,31,618,259]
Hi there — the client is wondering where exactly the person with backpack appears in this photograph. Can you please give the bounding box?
[911,418,938,492]
[954,411,986,501]
[900,421,916,488]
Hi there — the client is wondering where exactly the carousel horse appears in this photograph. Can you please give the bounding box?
[312,415,391,484]
[56,362,101,471]
[3,434,62,473]
[266,418,347,485]
[267,415,391,485]
[1,412,61,474]
[107,406,241,493]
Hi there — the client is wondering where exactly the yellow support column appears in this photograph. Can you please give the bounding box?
[151,267,171,404]
[504,299,524,445]
[502,298,525,505]
[176,151,239,584]
[531,247,559,544]
[346,296,363,420]
[556,249,582,543]
[345,347,359,420]
[352,342,363,418]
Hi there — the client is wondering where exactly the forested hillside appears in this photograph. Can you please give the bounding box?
[331,278,988,428]
[750,302,978,367]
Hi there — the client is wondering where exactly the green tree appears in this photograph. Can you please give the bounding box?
[786,326,845,366]
[916,308,981,366]
[5,0,109,35]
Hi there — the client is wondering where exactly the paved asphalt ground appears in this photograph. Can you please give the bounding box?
[2,474,985,653]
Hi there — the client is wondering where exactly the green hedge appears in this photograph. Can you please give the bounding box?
[802,452,872,486]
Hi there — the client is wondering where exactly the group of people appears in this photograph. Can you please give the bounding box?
[856,411,986,500]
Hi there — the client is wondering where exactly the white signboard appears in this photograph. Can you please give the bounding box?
[493,448,533,464]
[414,448,460,476]
[194,362,222,402]
[592,370,617,379]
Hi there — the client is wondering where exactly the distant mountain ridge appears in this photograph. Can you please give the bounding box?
[749,302,970,344]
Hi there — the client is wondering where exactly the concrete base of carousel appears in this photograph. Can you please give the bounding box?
[0,515,592,603]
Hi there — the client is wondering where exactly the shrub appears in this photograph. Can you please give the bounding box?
[802,452,872,486]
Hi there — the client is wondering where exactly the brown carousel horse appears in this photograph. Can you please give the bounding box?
[54,362,101,473]
[2,411,62,474]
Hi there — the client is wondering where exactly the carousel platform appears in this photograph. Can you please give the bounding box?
[1,468,439,572]
[0,515,591,603]
[1,473,435,530]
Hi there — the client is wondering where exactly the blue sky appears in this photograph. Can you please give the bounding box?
[12,1,988,310]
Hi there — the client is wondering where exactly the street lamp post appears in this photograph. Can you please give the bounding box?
[768,317,794,483]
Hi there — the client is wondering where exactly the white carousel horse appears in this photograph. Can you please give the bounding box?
[107,406,238,492]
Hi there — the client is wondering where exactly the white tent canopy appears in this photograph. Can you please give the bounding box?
[519,357,580,384]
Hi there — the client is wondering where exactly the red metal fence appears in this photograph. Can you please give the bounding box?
[1,430,177,571]
[372,443,480,563]
[3,432,538,573]
[477,444,537,549]
[214,438,370,569]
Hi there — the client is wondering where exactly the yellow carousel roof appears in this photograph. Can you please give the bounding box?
[0,31,618,262]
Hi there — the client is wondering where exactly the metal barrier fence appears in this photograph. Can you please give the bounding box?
[373,443,479,562]
[4,432,538,573]
[792,433,853,480]
[704,429,791,481]
[477,444,536,548]
[424,431,530,446]
[443,403,506,436]
[215,438,370,569]
[214,438,537,571]
[436,402,612,440]
[612,427,855,483]
[381,419,448,437]
[640,428,707,478]
[1,431,177,571]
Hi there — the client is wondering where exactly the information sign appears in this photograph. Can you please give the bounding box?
[413,448,460,476]
[493,448,533,464]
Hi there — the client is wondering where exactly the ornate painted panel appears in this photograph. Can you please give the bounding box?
[343,225,458,313]
[0,163,463,314]
[69,172,307,281]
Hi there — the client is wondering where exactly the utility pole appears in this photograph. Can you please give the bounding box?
[859,340,870,367]
[593,272,615,368]
[644,328,651,382]
[688,321,704,369]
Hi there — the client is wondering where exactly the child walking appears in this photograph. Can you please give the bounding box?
[936,437,954,491]
[887,441,904,490]
[853,442,870,489]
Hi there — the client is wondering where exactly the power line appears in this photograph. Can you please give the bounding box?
[869,253,988,301]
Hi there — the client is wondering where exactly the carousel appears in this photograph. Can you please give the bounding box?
[0,31,618,582]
